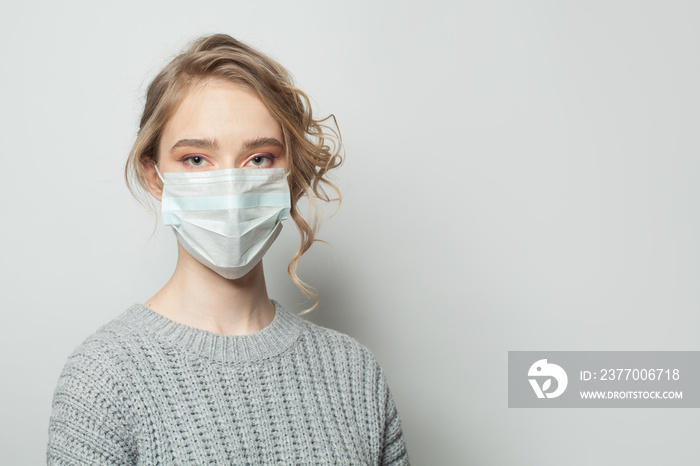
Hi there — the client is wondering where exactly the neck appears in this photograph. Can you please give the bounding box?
[146,243,275,336]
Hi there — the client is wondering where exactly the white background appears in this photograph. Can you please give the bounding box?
[1,1,699,464]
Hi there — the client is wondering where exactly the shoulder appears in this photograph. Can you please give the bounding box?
[61,308,139,368]
[296,313,375,353]
[290,311,409,463]
[52,305,151,410]
[49,306,150,429]
[48,311,139,463]
[290,312,385,380]
[52,311,135,404]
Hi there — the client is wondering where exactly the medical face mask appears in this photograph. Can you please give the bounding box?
[155,166,291,279]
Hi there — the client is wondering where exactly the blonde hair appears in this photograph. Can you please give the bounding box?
[125,34,342,311]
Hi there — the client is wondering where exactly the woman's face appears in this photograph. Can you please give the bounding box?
[155,78,286,182]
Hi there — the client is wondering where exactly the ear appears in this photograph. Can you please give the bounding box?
[143,162,163,202]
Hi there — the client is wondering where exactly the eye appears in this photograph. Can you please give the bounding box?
[246,154,274,168]
[182,155,209,167]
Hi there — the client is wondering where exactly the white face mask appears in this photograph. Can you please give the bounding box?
[155,165,291,279]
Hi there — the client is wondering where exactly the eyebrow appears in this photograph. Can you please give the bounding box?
[243,136,285,151]
[170,136,284,152]
[170,138,218,152]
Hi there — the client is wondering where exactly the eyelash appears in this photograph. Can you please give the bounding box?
[246,153,276,168]
[180,154,209,167]
[178,153,278,168]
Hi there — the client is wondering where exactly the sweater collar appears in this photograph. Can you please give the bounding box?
[119,300,303,363]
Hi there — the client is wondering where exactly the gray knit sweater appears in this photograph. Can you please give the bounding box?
[47,301,408,465]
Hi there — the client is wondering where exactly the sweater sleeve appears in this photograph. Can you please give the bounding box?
[47,341,137,465]
[376,364,409,466]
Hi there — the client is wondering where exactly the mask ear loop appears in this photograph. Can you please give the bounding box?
[153,164,165,184]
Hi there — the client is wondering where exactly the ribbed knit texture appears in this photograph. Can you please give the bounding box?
[47,301,409,465]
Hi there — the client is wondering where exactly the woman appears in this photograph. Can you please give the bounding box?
[47,34,409,465]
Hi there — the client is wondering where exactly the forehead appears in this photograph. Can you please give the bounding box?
[161,78,282,147]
